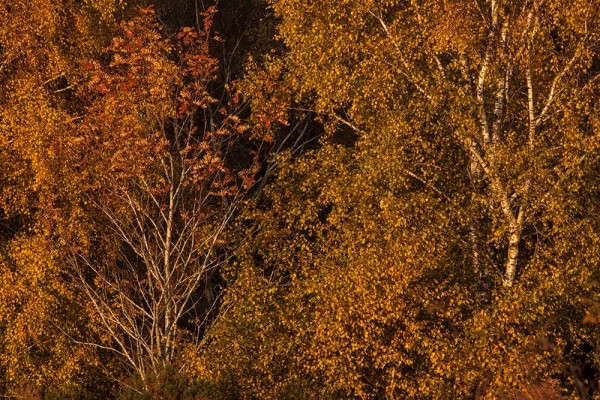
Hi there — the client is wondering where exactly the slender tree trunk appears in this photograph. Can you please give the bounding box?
[503,224,522,287]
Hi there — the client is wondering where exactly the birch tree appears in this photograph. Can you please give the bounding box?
[69,7,255,385]
[268,0,600,289]
[203,0,600,397]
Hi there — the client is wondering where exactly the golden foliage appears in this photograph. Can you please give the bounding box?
[203,0,600,398]
[1,0,600,398]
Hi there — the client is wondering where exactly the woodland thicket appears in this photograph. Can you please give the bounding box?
[1,0,600,399]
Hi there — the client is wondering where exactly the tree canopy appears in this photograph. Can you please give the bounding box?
[1,0,599,398]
